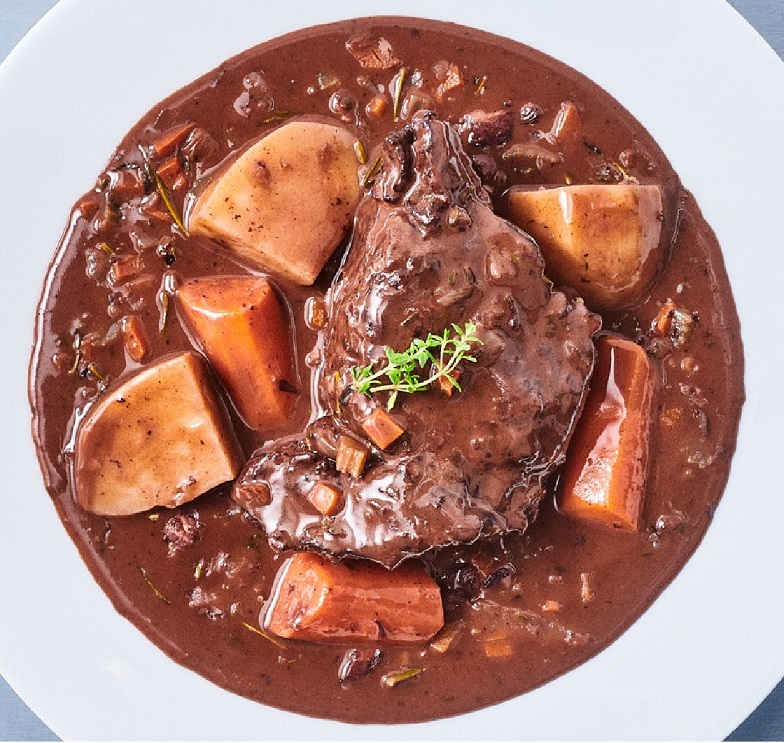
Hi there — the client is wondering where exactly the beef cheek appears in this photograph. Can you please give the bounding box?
[233,111,600,567]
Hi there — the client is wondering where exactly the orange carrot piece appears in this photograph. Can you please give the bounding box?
[361,409,404,450]
[307,481,343,516]
[176,276,296,430]
[156,155,184,192]
[150,122,195,158]
[335,435,368,478]
[121,315,150,362]
[557,335,655,531]
[264,552,444,644]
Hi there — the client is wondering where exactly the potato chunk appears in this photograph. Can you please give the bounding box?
[557,335,655,531]
[187,121,360,285]
[503,184,663,309]
[74,352,242,516]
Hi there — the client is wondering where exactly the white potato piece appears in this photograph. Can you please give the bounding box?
[503,184,664,310]
[74,352,242,516]
[187,120,360,285]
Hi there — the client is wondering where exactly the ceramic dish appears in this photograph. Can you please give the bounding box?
[2,0,783,739]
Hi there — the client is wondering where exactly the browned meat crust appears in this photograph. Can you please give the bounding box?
[233,112,600,567]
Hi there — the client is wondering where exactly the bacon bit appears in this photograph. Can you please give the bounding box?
[150,122,195,158]
[542,599,562,612]
[345,33,401,70]
[239,481,271,508]
[335,436,369,478]
[361,409,404,450]
[580,572,596,605]
[365,95,388,119]
[162,512,201,551]
[462,110,514,147]
[121,315,150,362]
[307,481,344,516]
[433,61,463,103]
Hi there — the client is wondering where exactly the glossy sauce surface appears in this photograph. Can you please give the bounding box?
[29,18,744,723]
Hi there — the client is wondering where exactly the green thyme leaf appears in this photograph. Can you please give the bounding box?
[348,321,481,410]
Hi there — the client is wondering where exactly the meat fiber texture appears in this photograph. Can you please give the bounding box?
[234,111,600,567]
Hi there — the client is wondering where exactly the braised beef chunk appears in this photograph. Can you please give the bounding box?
[233,112,600,566]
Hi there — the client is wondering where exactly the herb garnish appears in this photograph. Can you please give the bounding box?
[392,67,407,120]
[349,321,481,410]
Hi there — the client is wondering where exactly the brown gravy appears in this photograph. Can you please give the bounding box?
[29,17,744,723]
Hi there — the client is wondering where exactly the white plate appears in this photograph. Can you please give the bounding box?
[2,0,783,739]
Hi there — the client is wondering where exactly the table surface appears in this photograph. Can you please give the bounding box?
[2,1,783,740]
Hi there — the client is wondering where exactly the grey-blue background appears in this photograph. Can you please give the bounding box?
[1,0,782,739]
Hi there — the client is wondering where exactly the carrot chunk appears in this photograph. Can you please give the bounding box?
[264,552,444,644]
[557,335,655,531]
[361,409,404,450]
[121,315,150,362]
[335,435,368,478]
[307,481,343,516]
[150,122,195,158]
[176,276,296,430]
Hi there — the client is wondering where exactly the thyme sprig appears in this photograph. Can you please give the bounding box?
[350,321,481,410]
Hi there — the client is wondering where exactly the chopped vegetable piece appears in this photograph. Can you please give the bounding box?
[121,315,150,362]
[108,255,142,285]
[176,275,296,430]
[307,481,344,516]
[557,335,655,531]
[651,300,695,348]
[382,667,423,687]
[156,155,185,192]
[345,33,401,70]
[140,147,189,235]
[547,101,582,143]
[264,552,444,644]
[503,184,664,310]
[74,352,242,515]
[335,435,368,478]
[150,121,195,158]
[580,572,596,604]
[187,120,360,285]
[483,638,513,658]
[365,95,387,119]
[361,409,404,450]
[433,61,463,102]
[429,621,463,654]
